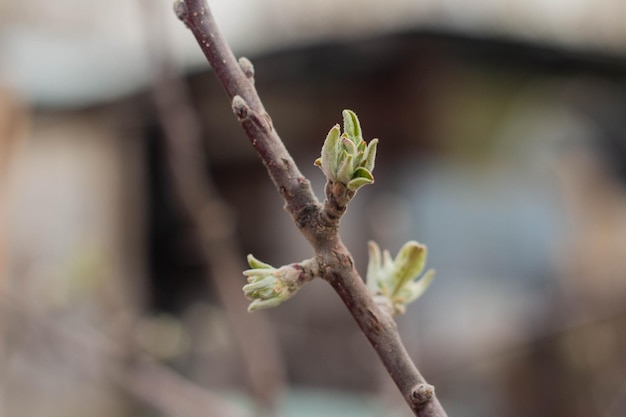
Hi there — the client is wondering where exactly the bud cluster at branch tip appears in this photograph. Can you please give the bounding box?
[366,241,435,315]
[243,255,315,312]
[315,110,378,191]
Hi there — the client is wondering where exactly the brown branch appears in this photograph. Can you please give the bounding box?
[175,1,448,415]
[140,0,285,410]
[173,0,320,235]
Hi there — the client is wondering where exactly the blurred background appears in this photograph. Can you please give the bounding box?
[1,0,626,416]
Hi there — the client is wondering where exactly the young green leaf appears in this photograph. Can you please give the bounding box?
[342,109,363,143]
[248,297,283,312]
[365,240,435,316]
[390,241,426,297]
[247,254,273,269]
[352,166,374,181]
[336,152,354,184]
[243,276,276,298]
[357,139,367,154]
[363,139,378,172]
[402,269,435,304]
[347,177,373,191]
[366,241,382,292]
[319,124,341,178]
[341,135,357,156]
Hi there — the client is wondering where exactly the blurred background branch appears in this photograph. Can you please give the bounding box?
[1,1,626,416]
[139,0,285,412]
[1,293,251,417]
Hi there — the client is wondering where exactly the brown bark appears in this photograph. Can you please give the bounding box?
[175,1,449,415]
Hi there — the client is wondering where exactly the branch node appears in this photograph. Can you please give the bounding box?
[410,383,435,409]
[238,57,255,82]
[173,0,188,22]
[232,95,249,121]
[294,204,320,230]
[176,1,447,414]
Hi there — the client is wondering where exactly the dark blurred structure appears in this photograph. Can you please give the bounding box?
[140,31,626,416]
[3,19,626,417]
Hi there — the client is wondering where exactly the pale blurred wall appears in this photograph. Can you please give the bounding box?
[2,106,146,417]
[1,0,625,107]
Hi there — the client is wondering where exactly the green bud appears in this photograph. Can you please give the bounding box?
[365,240,435,316]
[315,110,377,192]
[243,256,317,312]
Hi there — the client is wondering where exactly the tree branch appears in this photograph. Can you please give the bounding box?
[174,0,319,234]
[175,1,448,415]
[140,0,285,410]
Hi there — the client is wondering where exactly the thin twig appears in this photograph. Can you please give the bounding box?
[175,1,448,415]
[173,0,319,232]
[123,357,252,417]
[1,294,250,417]
[140,0,285,410]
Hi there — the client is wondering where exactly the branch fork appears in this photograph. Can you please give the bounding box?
[175,2,448,415]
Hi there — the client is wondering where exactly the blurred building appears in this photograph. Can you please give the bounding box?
[1,1,626,417]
